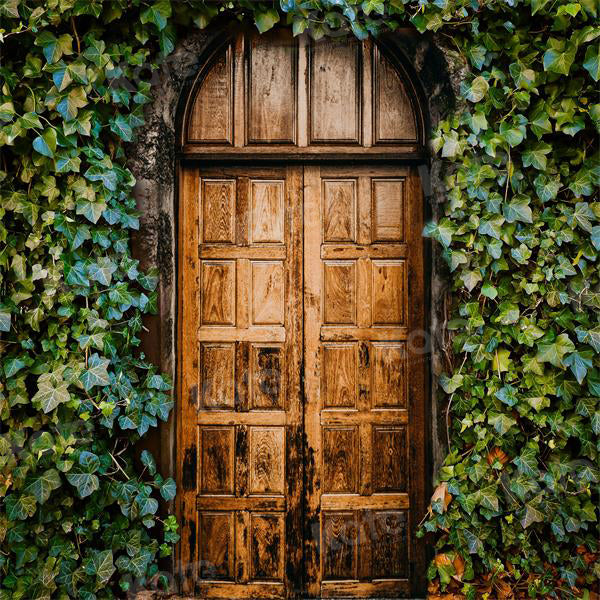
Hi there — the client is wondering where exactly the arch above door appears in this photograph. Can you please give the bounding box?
[179,28,426,158]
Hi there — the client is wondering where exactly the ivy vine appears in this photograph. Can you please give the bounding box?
[0,0,598,599]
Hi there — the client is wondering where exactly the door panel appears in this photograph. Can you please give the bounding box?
[178,166,303,598]
[303,166,425,598]
[178,164,425,598]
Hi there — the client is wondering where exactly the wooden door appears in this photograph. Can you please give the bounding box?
[303,166,426,598]
[178,163,426,598]
[178,166,304,598]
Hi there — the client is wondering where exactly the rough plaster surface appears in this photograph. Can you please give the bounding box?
[127,24,466,512]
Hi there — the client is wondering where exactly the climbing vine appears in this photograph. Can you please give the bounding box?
[0,0,598,598]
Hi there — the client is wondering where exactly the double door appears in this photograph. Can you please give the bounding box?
[178,164,426,598]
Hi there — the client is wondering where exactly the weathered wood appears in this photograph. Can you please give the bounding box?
[178,32,427,599]
[177,166,200,594]
[303,165,421,598]
[247,29,297,144]
[183,32,422,154]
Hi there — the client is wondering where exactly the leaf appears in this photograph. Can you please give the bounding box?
[563,350,593,384]
[32,129,57,158]
[80,353,110,391]
[521,501,544,528]
[110,114,133,141]
[543,42,576,76]
[536,333,575,367]
[135,494,159,516]
[4,357,26,377]
[76,198,106,224]
[464,76,489,102]
[33,372,71,413]
[88,257,117,286]
[479,485,499,511]
[513,447,539,477]
[23,469,61,504]
[0,311,10,332]
[522,142,552,170]
[160,478,176,501]
[5,494,37,520]
[141,450,157,475]
[140,0,172,31]
[254,8,280,33]
[495,384,518,407]
[583,43,600,81]
[93,550,115,583]
[65,470,99,498]
[489,412,516,435]
[56,87,88,121]
[531,0,552,14]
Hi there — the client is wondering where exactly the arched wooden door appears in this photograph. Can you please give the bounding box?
[177,28,428,599]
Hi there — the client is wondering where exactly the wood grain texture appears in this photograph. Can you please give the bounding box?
[184,166,304,598]
[184,33,423,153]
[322,343,357,408]
[202,180,236,243]
[251,345,284,409]
[247,29,296,144]
[188,46,233,144]
[251,261,284,325]
[304,165,422,598]
[323,261,356,324]
[199,512,235,580]
[249,427,285,494]
[201,260,235,325]
[251,181,285,243]
[374,47,417,143]
[250,513,285,580]
[322,179,356,242]
[322,512,358,580]
[372,426,408,492]
[200,343,235,409]
[371,342,407,408]
[322,427,358,493]
[310,40,361,143]
[200,426,234,494]
[372,179,405,242]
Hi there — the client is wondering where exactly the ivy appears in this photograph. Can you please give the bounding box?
[0,0,598,598]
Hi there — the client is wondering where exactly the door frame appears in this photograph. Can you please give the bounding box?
[172,25,433,599]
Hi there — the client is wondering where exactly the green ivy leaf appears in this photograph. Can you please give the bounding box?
[92,550,116,583]
[503,196,532,223]
[23,469,61,504]
[543,41,576,75]
[583,44,600,81]
[32,129,57,158]
[255,8,280,33]
[140,0,172,31]
[32,372,71,413]
[80,353,110,391]
[5,494,37,521]
[464,76,489,102]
